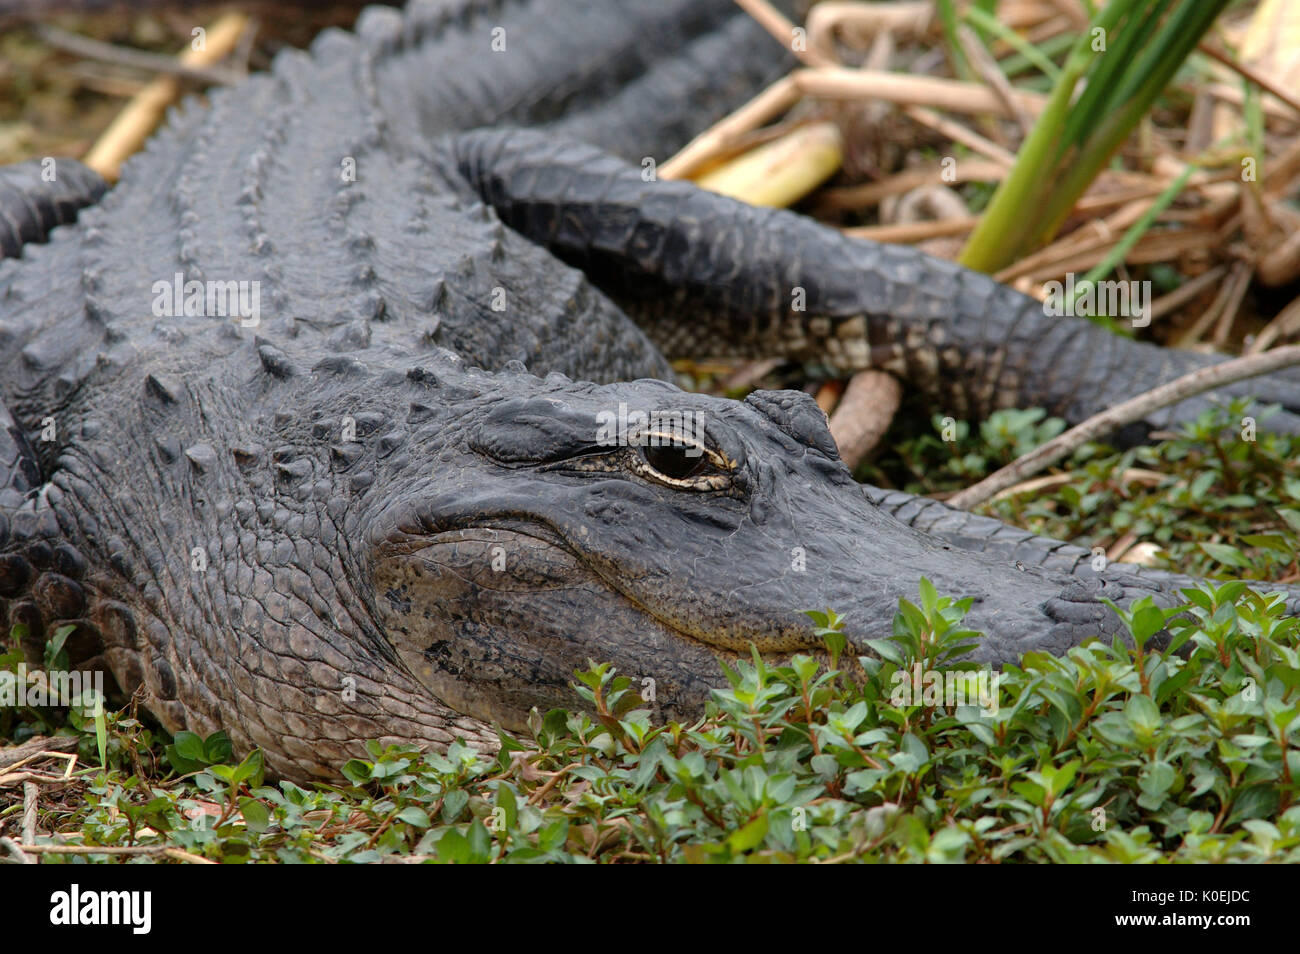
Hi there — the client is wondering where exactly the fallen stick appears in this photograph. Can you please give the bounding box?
[947,343,1300,510]
[0,837,31,865]
[794,67,1047,119]
[35,23,243,86]
[734,0,837,67]
[1149,265,1228,321]
[843,216,979,243]
[658,75,801,180]
[902,105,1017,166]
[1247,291,1300,354]
[805,0,933,57]
[18,842,214,862]
[817,159,1006,211]
[22,781,38,847]
[1198,42,1300,118]
[661,66,1046,181]
[828,370,903,467]
[82,12,249,181]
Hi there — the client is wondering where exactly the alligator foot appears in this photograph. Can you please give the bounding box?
[0,390,105,670]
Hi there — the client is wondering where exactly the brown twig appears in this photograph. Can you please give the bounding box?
[998,228,1218,284]
[805,0,933,58]
[1205,82,1298,123]
[0,837,32,865]
[35,23,244,86]
[1257,226,1300,287]
[717,358,783,393]
[1150,265,1227,321]
[843,216,979,243]
[816,159,1006,212]
[828,370,903,467]
[83,13,251,180]
[795,66,1046,119]
[18,842,215,863]
[948,344,1300,510]
[988,467,1167,503]
[734,0,837,67]
[901,105,1018,166]
[1175,260,1251,347]
[662,63,1045,182]
[22,781,38,847]
[956,24,1033,135]
[1211,261,1253,349]
[659,75,800,180]
[1247,291,1300,353]
[1198,42,1300,118]
[0,735,78,769]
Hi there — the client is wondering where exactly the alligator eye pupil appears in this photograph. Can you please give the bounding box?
[642,444,705,481]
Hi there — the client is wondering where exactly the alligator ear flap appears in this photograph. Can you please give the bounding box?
[468,396,604,464]
[744,389,841,461]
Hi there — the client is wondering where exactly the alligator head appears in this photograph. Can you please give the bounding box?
[343,356,1148,737]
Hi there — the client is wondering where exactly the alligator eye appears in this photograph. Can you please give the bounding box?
[628,433,733,491]
[641,443,708,481]
[554,430,734,489]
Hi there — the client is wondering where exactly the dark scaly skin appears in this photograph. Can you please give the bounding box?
[2,0,1299,781]
[0,159,105,259]
[451,128,1300,438]
[860,485,1300,617]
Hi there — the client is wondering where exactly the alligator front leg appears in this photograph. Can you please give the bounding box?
[0,158,106,259]
[449,129,1300,438]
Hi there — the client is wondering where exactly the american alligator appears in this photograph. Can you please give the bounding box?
[4,0,1300,781]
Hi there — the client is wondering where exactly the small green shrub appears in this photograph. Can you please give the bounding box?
[7,575,1298,863]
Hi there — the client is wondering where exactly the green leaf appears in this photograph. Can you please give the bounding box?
[173,731,204,761]
[1199,542,1248,568]
[230,749,265,789]
[726,814,770,854]
[496,783,518,828]
[1124,694,1161,736]
[341,759,373,785]
[397,806,431,828]
[1277,508,1300,535]
[202,732,233,765]
[238,797,271,834]
[436,828,471,864]
[441,789,469,824]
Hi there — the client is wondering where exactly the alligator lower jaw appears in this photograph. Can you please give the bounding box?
[374,519,827,654]
[368,522,850,732]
